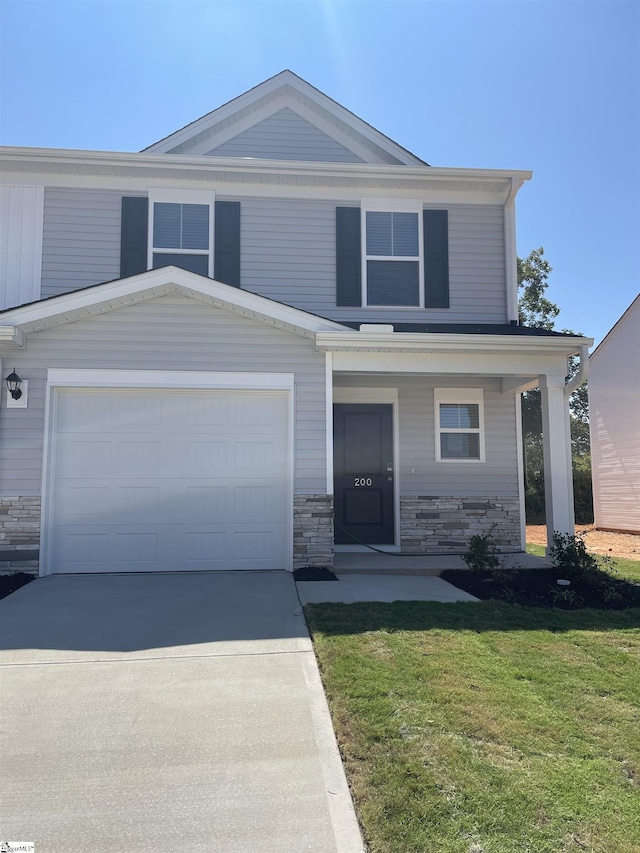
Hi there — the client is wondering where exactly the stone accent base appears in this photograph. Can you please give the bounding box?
[400,496,521,554]
[293,495,334,570]
[1,497,41,573]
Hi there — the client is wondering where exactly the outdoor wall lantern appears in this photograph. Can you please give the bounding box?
[5,369,22,400]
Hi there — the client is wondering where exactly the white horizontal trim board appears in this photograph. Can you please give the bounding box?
[46,368,295,390]
[40,369,295,575]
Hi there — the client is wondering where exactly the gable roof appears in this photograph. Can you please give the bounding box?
[0,266,347,341]
[142,70,427,167]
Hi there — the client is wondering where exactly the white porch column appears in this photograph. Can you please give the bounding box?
[540,374,574,548]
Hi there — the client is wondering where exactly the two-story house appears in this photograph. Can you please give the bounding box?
[0,71,591,575]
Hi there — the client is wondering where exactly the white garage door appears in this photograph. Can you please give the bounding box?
[48,389,290,573]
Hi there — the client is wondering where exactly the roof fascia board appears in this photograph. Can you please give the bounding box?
[0,173,512,207]
[315,330,592,356]
[0,147,532,187]
[330,349,572,378]
[0,267,346,336]
[0,147,532,181]
[142,71,425,165]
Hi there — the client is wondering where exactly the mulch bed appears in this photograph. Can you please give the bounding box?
[0,572,35,601]
[441,568,640,610]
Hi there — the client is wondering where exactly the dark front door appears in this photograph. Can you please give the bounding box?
[333,403,395,545]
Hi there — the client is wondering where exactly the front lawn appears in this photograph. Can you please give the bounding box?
[307,602,640,853]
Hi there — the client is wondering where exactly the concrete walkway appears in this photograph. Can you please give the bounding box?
[297,573,479,604]
[0,573,364,853]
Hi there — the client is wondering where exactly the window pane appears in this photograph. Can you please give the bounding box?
[153,253,209,276]
[153,203,181,248]
[458,404,479,429]
[440,433,480,459]
[367,260,420,306]
[366,212,392,256]
[182,204,209,250]
[440,403,479,429]
[392,212,419,256]
[440,404,461,429]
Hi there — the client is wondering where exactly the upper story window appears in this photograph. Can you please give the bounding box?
[148,189,215,277]
[362,199,423,307]
[434,388,485,462]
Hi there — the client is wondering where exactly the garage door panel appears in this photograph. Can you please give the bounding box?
[49,389,290,573]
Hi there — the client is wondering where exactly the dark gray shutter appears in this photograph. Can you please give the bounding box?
[423,210,449,308]
[336,207,361,306]
[120,197,148,278]
[214,201,241,286]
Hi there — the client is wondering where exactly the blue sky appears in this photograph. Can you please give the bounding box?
[1,0,638,346]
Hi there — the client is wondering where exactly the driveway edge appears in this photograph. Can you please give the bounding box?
[300,650,365,853]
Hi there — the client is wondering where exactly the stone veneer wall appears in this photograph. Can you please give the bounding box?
[0,497,41,574]
[293,495,334,569]
[400,496,520,554]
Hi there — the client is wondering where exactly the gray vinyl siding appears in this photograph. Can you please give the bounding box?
[41,188,125,298]
[205,108,365,163]
[240,198,507,324]
[0,294,327,495]
[334,374,519,497]
[39,190,507,323]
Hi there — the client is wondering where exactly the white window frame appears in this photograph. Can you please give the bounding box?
[148,188,215,277]
[434,388,485,463]
[361,197,424,308]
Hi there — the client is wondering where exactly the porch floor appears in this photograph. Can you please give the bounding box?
[333,550,552,573]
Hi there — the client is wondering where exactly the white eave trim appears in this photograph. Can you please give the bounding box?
[142,70,427,165]
[0,267,347,337]
[315,330,593,356]
[0,146,532,191]
[0,326,24,346]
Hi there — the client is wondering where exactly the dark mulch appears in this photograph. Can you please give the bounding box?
[293,566,338,582]
[441,567,640,610]
[0,572,35,601]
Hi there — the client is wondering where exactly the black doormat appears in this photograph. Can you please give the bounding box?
[293,566,339,582]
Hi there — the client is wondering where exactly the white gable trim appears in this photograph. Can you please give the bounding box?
[143,71,425,166]
[0,266,346,337]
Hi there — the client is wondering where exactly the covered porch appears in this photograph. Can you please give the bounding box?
[319,325,592,556]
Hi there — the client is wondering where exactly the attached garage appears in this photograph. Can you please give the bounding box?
[44,385,291,573]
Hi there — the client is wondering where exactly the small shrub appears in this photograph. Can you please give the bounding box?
[548,531,615,585]
[550,586,584,609]
[463,529,500,572]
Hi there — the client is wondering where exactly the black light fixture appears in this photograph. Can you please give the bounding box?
[5,368,22,401]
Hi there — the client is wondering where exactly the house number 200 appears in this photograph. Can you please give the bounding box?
[354,477,373,487]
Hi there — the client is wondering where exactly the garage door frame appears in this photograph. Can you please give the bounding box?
[41,369,295,576]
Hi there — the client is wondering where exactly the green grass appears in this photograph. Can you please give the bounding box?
[526,543,640,584]
[307,602,640,853]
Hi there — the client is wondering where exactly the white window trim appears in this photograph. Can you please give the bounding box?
[148,188,215,277]
[434,388,485,463]
[361,197,423,309]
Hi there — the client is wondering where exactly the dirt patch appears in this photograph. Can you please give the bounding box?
[527,525,640,561]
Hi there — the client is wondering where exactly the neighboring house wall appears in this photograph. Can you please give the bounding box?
[0,293,328,497]
[40,189,508,323]
[589,297,640,533]
[205,108,366,162]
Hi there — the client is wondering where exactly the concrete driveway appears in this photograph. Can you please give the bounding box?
[0,573,363,853]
